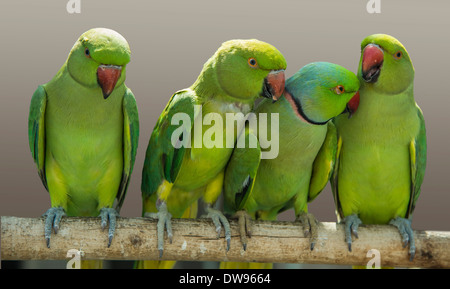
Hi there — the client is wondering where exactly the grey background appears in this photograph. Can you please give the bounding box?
[0,0,449,268]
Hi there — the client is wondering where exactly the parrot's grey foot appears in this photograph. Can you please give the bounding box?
[144,202,172,258]
[232,210,253,251]
[343,214,362,252]
[296,212,319,251]
[42,207,66,248]
[389,217,415,261]
[202,206,231,251]
[99,208,119,248]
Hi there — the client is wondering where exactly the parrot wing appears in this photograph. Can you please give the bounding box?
[330,124,344,222]
[406,105,427,218]
[28,85,48,191]
[308,121,337,202]
[115,88,139,211]
[223,125,261,213]
[141,89,200,198]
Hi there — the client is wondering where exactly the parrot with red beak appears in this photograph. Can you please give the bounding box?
[220,62,360,269]
[332,34,427,262]
[137,39,286,269]
[28,28,139,267]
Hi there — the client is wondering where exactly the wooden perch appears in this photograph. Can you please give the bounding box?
[1,216,449,268]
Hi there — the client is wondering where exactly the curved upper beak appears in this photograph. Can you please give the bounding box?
[261,70,286,102]
[97,65,122,99]
[344,91,360,119]
[361,44,384,83]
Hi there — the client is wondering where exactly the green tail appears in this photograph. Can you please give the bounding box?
[352,265,393,269]
[135,201,198,269]
[81,260,103,269]
[220,262,273,269]
[134,260,177,269]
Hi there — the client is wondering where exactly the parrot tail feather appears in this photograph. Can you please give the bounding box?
[80,260,103,269]
[220,262,273,269]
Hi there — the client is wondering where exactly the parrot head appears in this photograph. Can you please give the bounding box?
[196,39,287,103]
[284,62,360,124]
[67,28,131,99]
[358,34,414,94]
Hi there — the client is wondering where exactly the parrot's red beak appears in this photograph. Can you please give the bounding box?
[345,91,360,119]
[97,65,122,99]
[361,44,384,83]
[262,70,286,102]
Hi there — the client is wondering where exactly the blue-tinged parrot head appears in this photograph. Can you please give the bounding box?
[284,62,360,124]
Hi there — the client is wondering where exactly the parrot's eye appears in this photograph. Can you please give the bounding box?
[85,47,91,58]
[248,57,258,68]
[334,85,345,95]
[394,51,403,60]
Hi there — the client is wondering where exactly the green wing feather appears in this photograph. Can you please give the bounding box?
[308,121,337,202]
[406,105,427,218]
[28,85,48,191]
[330,124,344,222]
[223,126,261,214]
[115,88,139,211]
[141,89,199,198]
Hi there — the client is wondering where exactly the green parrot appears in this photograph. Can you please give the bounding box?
[221,62,360,269]
[28,28,139,264]
[332,34,426,261]
[137,39,286,269]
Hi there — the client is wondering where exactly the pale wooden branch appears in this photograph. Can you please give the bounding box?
[1,216,449,268]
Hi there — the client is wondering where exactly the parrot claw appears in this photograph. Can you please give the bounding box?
[145,202,172,258]
[232,210,253,251]
[203,206,231,251]
[296,212,319,251]
[409,249,416,262]
[99,208,119,248]
[343,214,362,252]
[42,207,66,248]
[389,217,416,261]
